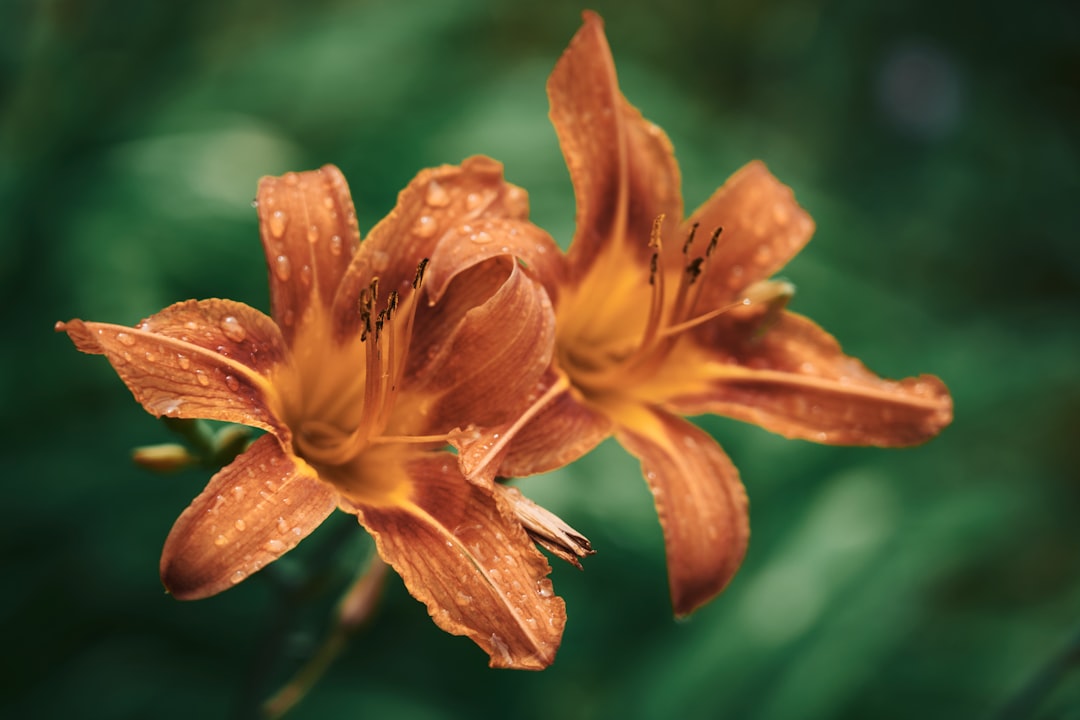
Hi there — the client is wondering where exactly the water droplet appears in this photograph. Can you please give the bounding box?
[177,354,191,370]
[470,230,493,244]
[291,526,303,536]
[773,204,791,224]
[300,264,312,286]
[277,517,289,533]
[426,181,450,207]
[329,234,343,255]
[412,215,437,238]
[232,485,245,499]
[230,570,247,584]
[116,332,135,346]
[234,519,246,531]
[220,315,246,342]
[456,591,473,606]
[274,255,292,281]
[195,369,210,386]
[307,224,319,243]
[465,192,483,210]
[144,350,156,362]
[536,579,554,597]
[269,210,287,238]
[322,196,335,210]
[214,534,228,547]
[283,172,300,186]
[265,539,286,553]
[225,375,241,392]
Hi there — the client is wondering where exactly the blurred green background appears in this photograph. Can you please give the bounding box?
[3,0,1078,717]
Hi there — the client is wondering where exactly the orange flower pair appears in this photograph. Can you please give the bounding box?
[57,12,952,669]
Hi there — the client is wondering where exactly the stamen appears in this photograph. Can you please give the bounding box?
[413,257,429,289]
[463,374,571,482]
[682,222,699,255]
[706,226,722,257]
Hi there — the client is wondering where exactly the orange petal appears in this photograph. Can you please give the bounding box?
[160,435,339,600]
[408,260,555,432]
[350,452,566,670]
[665,311,953,446]
[331,156,540,341]
[496,368,613,478]
[56,301,289,436]
[549,11,683,276]
[682,160,815,305]
[612,403,749,617]
[257,165,361,346]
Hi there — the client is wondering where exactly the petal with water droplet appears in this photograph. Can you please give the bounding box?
[161,435,338,600]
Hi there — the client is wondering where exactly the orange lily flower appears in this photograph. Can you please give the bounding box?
[459,13,954,616]
[57,158,569,669]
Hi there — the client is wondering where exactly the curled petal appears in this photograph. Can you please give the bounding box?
[56,305,289,437]
[408,260,556,432]
[350,453,566,670]
[549,11,683,276]
[426,216,566,303]
[257,165,361,346]
[497,484,594,569]
[683,161,815,306]
[332,156,536,341]
[666,312,954,446]
[160,435,339,600]
[612,404,749,617]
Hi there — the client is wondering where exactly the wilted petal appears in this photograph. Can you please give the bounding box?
[496,484,594,569]
[257,165,361,346]
[409,261,555,432]
[612,403,749,617]
[57,306,289,436]
[350,452,566,670]
[332,156,539,341]
[683,161,815,306]
[160,435,338,600]
[549,11,683,276]
[666,311,953,446]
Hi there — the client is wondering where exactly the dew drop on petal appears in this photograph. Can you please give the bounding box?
[329,235,343,255]
[225,375,241,392]
[265,539,286,553]
[300,264,312,286]
[465,192,483,210]
[230,570,247,584]
[269,211,287,238]
[470,230,493,244]
[195,369,210,386]
[220,316,247,342]
[234,519,246,531]
[307,224,319,243]
[412,215,437,238]
[116,332,135,346]
[426,181,450,207]
[177,354,191,370]
[214,534,228,547]
[274,255,292,281]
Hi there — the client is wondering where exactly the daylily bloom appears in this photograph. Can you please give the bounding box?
[459,13,954,616]
[57,157,571,669]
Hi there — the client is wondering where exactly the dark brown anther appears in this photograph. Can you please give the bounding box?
[360,310,372,342]
[706,226,723,257]
[369,277,380,303]
[387,290,400,320]
[683,222,699,255]
[648,252,659,286]
[686,257,704,285]
[413,258,430,289]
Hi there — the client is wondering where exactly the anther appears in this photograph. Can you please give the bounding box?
[685,257,704,285]
[683,222,699,255]
[648,253,659,286]
[706,226,723,257]
[649,215,665,250]
[413,258,430,289]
